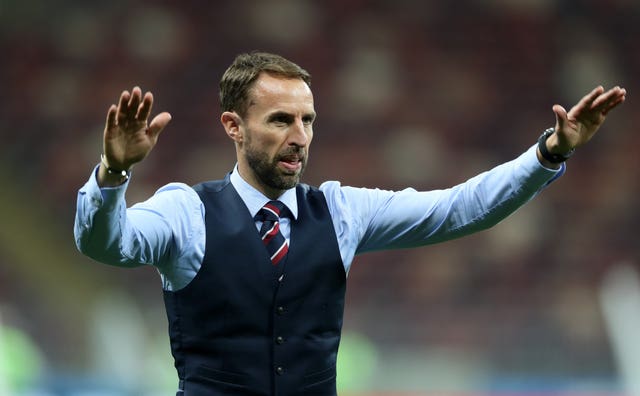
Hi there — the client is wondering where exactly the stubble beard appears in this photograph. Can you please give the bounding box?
[245,144,307,192]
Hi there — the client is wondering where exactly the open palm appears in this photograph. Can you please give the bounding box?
[552,86,626,152]
[103,86,172,170]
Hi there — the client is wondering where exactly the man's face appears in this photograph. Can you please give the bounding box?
[231,73,316,198]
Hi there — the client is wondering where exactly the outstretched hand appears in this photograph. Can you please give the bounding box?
[103,86,172,172]
[549,86,626,154]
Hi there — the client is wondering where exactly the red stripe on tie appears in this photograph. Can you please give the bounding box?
[263,203,281,217]
[262,223,279,245]
[256,200,288,266]
[271,242,289,265]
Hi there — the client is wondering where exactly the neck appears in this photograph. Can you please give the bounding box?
[235,163,286,200]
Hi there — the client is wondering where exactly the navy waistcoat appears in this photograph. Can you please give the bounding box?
[163,175,346,396]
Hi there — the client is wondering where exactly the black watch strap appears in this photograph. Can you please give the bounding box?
[100,154,131,180]
[537,128,575,163]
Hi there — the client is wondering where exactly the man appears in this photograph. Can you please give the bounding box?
[74,52,626,395]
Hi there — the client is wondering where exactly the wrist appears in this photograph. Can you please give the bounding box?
[98,154,131,186]
[537,128,575,164]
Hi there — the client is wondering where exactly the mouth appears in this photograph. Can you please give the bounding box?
[278,154,303,172]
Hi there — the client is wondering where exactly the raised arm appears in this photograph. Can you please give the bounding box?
[75,87,201,270]
[99,86,172,186]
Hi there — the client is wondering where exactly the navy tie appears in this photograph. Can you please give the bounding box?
[255,201,289,265]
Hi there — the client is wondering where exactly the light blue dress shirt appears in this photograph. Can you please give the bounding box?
[74,145,563,291]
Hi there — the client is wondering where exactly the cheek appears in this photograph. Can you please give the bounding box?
[301,128,313,147]
[305,131,313,150]
[249,134,284,158]
[244,127,274,147]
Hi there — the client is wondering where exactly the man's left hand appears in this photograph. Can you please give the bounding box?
[547,85,626,154]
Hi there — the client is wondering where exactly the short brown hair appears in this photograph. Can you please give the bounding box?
[220,51,312,116]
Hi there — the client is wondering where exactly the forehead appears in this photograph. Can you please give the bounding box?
[247,73,314,115]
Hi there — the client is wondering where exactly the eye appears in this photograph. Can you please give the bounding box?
[269,113,293,125]
[302,114,316,126]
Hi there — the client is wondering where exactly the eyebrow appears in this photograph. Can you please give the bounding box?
[266,111,316,122]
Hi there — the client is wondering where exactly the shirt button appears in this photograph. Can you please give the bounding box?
[276,366,284,375]
[275,336,285,344]
[276,306,285,315]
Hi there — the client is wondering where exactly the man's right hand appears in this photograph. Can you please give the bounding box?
[99,86,172,186]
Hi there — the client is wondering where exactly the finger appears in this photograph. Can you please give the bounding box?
[553,104,568,130]
[116,90,131,123]
[105,104,117,132]
[123,86,140,120]
[148,112,172,138]
[136,92,154,121]
[591,86,622,109]
[126,86,143,118]
[574,85,605,113]
[602,93,626,116]
[593,87,627,113]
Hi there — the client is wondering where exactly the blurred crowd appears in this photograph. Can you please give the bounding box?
[0,0,638,393]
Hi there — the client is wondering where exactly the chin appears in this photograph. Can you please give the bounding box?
[279,175,300,189]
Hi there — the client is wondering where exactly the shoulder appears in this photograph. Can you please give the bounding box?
[296,181,322,196]
[155,182,201,199]
[192,174,232,194]
[318,181,396,206]
[132,182,204,215]
[297,181,376,206]
[317,181,388,219]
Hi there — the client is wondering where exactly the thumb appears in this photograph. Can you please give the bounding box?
[552,104,567,131]
[148,112,172,138]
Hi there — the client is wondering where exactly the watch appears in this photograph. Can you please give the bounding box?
[100,154,131,181]
[537,128,575,163]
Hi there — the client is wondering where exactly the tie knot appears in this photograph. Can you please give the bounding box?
[256,201,286,222]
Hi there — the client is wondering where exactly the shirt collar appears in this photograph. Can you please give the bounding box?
[229,164,299,220]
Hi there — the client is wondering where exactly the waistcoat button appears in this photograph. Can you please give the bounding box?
[276,366,284,375]
[276,306,285,315]
[275,336,284,344]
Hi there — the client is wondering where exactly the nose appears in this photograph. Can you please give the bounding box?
[288,118,309,147]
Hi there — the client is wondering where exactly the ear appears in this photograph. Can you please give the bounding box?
[221,111,243,143]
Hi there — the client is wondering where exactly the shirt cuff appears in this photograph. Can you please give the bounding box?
[80,164,130,211]
[524,143,565,187]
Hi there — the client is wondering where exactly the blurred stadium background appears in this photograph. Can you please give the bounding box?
[1,0,639,394]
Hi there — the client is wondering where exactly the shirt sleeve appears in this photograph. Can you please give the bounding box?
[73,166,205,278]
[321,145,564,273]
